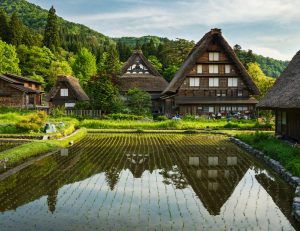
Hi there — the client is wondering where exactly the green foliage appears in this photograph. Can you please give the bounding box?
[104,113,144,120]
[236,132,300,176]
[247,62,275,99]
[43,6,59,52]
[148,55,163,73]
[117,41,132,62]
[15,111,47,132]
[163,65,179,82]
[71,47,97,85]
[8,12,24,46]
[0,39,21,74]
[97,45,121,77]
[17,44,55,84]
[49,106,66,118]
[85,76,124,113]
[234,44,289,78]
[0,10,9,42]
[126,88,152,116]
[155,115,168,121]
[48,60,73,87]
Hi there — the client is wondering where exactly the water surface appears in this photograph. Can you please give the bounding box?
[0,134,298,230]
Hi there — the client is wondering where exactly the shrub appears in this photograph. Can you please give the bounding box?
[16,111,48,132]
[182,114,197,121]
[155,115,168,121]
[224,122,239,129]
[50,106,66,118]
[103,113,144,120]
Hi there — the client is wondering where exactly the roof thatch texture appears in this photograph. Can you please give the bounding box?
[120,50,168,93]
[162,28,259,95]
[47,75,89,101]
[257,51,300,109]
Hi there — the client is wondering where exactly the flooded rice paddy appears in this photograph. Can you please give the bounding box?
[0,133,299,231]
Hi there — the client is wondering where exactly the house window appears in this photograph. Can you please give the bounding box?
[221,90,227,97]
[197,65,203,74]
[227,156,238,166]
[228,78,238,87]
[209,52,220,61]
[189,78,200,87]
[208,182,219,191]
[208,156,218,166]
[209,106,214,113]
[60,88,69,97]
[216,91,221,97]
[282,111,287,125]
[65,103,75,108]
[208,170,218,178]
[188,157,199,166]
[225,65,231,74]
[238,90,243,96]
[209,65,218,74]
[209,78,219,87]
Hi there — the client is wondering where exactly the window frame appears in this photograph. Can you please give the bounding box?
[60,88,69,97]
[209,64,219,74]
[209,78,219,87]
[189,77,200,87]
[209,52,220,61]
[228,77,238,87]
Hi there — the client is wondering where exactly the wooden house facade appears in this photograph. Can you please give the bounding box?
[47,75,89,109]
[161,29,259,117]
[120,50,169,114]
[0,73,43,108]
[258,51,300,142]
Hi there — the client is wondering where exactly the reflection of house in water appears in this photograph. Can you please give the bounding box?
[177,147,251,215]
[125,153,149,178]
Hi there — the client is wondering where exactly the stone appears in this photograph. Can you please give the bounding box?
[291,177,300,186]
[294,197,300,203]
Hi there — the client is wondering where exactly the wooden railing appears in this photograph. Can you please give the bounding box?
[64,109,102,117]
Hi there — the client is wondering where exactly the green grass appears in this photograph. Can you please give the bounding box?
[235,132,300,176]
[80,119,272,130]
[0,128,87,169]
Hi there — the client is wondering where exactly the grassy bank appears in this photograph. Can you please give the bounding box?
[81,119,272,130]
[0,128,87,169]
[235,132,300,176]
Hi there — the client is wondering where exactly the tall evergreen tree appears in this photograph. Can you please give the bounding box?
[0,10,9,42]
[43,6,59,52]
[8,12,24,46]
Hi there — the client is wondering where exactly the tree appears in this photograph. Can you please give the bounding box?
[8,12,24,46]
[17,45,55,83]
[97,45,121,78]
[43,6,60,52]
[148,55,162,73]
[163,65,179,82]
[0,10,9,42]
[126,88,152,116]
[0,40,21,74]
[71,48,97,85]
[85,76,124,113]
[247,62,275,100]
[117,41,132,62]
[49,60,73,87]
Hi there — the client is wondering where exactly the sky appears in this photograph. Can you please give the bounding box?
[27,0,300,60]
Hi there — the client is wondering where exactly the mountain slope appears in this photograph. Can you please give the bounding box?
[0,0,113,54]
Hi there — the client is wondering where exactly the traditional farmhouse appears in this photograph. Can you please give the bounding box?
[120,50,169,114]
[0,73,43,108]
[257,51,300,142]
[161,29,259,117]
[47,75,89,109]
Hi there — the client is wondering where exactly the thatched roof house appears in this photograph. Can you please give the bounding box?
[120,50,168,114]
[120,50,168,99]
[0,73,43,108]
[161,28,259,116]
[47,75,89,108]
[258,51,300,142]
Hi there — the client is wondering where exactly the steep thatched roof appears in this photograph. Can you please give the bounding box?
[162,28,259,95]
[257,51,300,109]
[47,75,89,102]
[120,50,168,93]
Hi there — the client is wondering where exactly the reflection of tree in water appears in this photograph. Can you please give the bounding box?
[105,167,121,191]
[160,165,188,189]
[47,189,58,214]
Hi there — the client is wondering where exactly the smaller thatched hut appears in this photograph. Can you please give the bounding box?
[257,51,300,142]
[47,75,89,108]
